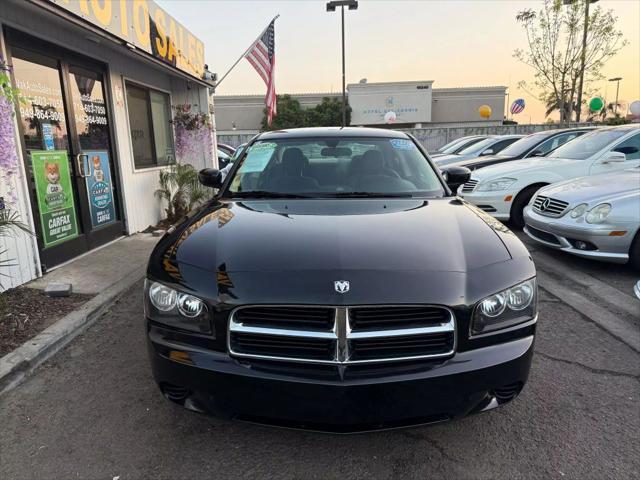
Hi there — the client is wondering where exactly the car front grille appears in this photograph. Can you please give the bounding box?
[461,179,478,193]
[532,195,569,217]
[228,305,455,364]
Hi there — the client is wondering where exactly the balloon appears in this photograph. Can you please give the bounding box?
[478,105,492,119]
[589,97,604,112]
[384,111,397,124]
[510,98,525,114]
[630,100,640,117]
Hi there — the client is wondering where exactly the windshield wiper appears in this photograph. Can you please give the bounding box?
[330,192,415,198]
[229,190,313,199]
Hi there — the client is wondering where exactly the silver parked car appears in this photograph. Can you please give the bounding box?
[523,167,640,268]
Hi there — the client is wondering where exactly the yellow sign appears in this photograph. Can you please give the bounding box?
[48,0,205,79]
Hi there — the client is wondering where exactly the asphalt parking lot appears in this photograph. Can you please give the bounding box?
[1,233,638,480]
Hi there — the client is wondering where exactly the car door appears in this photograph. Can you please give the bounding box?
[590,133,640,175]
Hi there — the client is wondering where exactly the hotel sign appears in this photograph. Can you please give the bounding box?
[47,0,205,79]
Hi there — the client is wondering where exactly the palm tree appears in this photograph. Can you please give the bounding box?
[154,162,210,224]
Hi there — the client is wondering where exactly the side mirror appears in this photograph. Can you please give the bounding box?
[198,168,223,188]
[480,149,494,156]
[441,166,471,193]
[601,151,626,164]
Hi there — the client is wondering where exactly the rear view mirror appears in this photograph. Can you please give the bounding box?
[321,147,352,157]
[614,146,638,155]
[198,168,223,188]
[480,149,494,156]
[601,151,626,163]
[530,150,544,157]
[441,166,471,193]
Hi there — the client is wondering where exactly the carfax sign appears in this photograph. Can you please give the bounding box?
[31,151,79,248]
[84,150,116,228]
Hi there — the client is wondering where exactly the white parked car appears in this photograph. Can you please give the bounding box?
[434,135,523,166]
[459,125,640,227]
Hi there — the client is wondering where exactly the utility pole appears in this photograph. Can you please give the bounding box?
[609,77,622,116]
[327,1,358,127]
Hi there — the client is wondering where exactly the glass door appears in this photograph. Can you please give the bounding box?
[6,29,124,270]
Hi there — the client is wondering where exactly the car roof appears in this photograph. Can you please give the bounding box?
[257,127,410,140]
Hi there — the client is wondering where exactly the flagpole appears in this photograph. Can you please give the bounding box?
[214,14,279,91]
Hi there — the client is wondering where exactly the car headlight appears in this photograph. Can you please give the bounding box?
[477,178,517,192]
[144,279,210,333]
[570,203,588,218]
[585,203,611,224]
[471,278,537,336]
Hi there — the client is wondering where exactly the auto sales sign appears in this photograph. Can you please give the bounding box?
[47,0,205,79]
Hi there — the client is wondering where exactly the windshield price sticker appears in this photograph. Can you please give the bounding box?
[390,139,416,150]
[241,143,277,173]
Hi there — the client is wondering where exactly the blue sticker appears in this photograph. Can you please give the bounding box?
[389,139,415,150]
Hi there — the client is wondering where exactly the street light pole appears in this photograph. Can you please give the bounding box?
[327,0,358,127]
[609,77,622,116]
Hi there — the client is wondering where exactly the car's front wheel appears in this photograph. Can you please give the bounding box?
[510,185,544,228]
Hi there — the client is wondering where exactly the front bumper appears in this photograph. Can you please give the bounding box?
[523,207,632,263]
[148,323,535,433]
[458,189,513,220]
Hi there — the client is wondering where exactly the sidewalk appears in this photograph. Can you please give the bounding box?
[28,234,158,294]
[0,233,158,394]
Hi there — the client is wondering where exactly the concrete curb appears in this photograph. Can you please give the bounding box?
[0,266,146,396]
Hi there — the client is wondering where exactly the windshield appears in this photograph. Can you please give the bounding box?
[223,137,445,198]
[440,137,485,155]
[549,129,629,160]
[456,137,498,155]
[436,136,473,153]
[496,133,549,157]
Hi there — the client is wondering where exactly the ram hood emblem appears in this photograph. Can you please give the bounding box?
[334,280,350,294]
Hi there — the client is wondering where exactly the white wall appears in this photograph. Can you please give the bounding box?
[0,1,214,287]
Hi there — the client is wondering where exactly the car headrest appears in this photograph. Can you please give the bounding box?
[282,148,307,175]
[359,150,385,173]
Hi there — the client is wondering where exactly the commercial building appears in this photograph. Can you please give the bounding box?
[0,0,216,289]
[214,81,507,136]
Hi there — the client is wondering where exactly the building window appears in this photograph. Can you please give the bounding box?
[125,82,174,169]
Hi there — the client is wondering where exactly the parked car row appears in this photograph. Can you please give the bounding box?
[441,125,640,268]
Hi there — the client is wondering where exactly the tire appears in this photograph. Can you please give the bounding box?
[629,232,640,270]
[510,185,544,229]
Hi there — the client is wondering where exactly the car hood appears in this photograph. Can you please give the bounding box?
[471,156,576,180]
[148,199,531,305]
[451,154,515,169]
[536,168,640,204]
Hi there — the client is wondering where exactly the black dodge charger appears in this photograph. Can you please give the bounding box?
[145,127,537,432]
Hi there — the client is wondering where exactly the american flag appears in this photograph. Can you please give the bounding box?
[245,20,277,125]
[510,98,526,115]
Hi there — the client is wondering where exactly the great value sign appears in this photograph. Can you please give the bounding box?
[48,0,205,79]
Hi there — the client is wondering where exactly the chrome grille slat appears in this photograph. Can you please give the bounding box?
[532,195,569,217]
[461,179,478,193]
[228,305,456,365]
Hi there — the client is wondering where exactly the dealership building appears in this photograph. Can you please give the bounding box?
[214,81,507,137]
[0,0,216,289]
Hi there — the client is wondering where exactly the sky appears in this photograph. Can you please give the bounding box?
[157,0,640,124]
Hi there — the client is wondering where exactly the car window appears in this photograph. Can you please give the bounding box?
[456,138,497,155]
[449,137,486,154]
[225,137,445,198]
[612,133,640,160]
[529,132,579,157]
[435,137,469,153]
[549,129,630,160]
[488,138,520,154]
[497,133,550,157]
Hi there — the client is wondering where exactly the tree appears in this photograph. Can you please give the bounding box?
[260,94,305,131]
[261,95,351,130]
[514,0,627,123]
